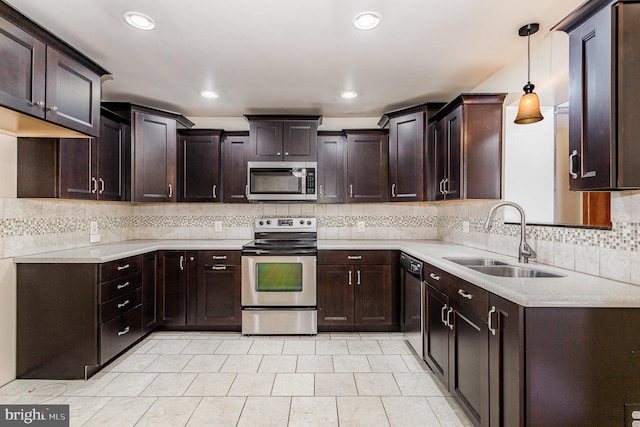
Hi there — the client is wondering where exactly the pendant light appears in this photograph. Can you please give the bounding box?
[514,23,544,124]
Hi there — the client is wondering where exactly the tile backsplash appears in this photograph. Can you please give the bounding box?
[2,192,640,285]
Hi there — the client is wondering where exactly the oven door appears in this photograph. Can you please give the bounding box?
[241,255,317,307]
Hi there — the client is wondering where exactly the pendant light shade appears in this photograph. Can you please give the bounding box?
[514,23,543,125]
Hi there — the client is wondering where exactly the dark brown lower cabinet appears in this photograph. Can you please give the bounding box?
[317,250,398,332]
[424,261,640,427]
[196,251,241,329]
[157,251,196,326]
[142,252,158,334]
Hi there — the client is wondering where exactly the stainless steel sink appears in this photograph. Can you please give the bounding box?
[468,265,565,278]
[443,257,510,266]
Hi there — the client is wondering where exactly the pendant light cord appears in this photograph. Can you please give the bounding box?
[527,28,531,84]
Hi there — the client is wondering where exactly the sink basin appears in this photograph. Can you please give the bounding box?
[444,257,509,266]
[468,265,565,278]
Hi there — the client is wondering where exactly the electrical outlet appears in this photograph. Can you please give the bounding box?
[214,221,223,232]
[90,221,99,235]
[356,221,365,232]
[462,221,470,233]
[90,233,101,243]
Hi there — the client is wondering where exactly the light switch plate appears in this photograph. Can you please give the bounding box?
[90,233,101,243]
[214,221,223,232]
[462,221,470,233]
[356,221,365,232]
[90,221,99,235]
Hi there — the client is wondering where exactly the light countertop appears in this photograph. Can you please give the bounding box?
[14,239,640,309]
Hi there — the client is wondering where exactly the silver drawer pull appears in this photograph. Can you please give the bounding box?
[458,289,473,300]
[441,304,448,326]
[348,270,352,286]
[117,300,130,309]
[356,270,361,285]
[117,264,130,271]
[347,255,362,260]
[488,306,497,336]
[446,308,454,330]
[117,281,130,290]
[429,273,440,281]
[117,327,130,336]
[212,255,227,260]
[212,266,227,270]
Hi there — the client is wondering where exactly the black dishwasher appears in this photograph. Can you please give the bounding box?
[400,252,424,358]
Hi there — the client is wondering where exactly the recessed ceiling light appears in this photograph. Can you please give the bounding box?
[353,11,381,30]
[123,11,157,31]
[201,90,219,99]
[341,91,358,99]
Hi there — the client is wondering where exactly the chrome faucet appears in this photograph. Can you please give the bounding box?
[483,201,536,263]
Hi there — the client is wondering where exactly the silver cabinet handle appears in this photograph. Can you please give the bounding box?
[391,183,396,198]
[488,306,497,336]
[212,265,227,270]
[212,184,217,199]
[439,179,445,194]
[245,185,249,198]
[356,270,361,285]
[117,264,130,271]
[99,178,105,194]
[284,152,289,156]
[117,300,130,309]
[48,105,58,113]
[212,255,227,260]
[168,184,173,198]
[569,149,578,179]
[117,281,130,290]
[458,289,473,300]
[348,270,352,286]
[319,184,324,197]
[277,152,281,156]
[446,308,454,330]
[179,255,184,271]
[347,255,362,260]
[117,327,130,336]
[443,178,449,194]
[429,272,440,281]
[441,304,449,326]
[349,184,353,198]
[28,100,45,108]
[91,177,98,194]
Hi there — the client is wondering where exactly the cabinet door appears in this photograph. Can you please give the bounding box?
[197,263,241,327]
[424,283,450,387]
[488,294,523,427]
[389,112,424,202]
[45,48,101,137]
[97,116,127,201]
[248,121,283,160]
[346,132,389,203]
[158,251,188,326]
[179,132,220,202]
[317,265,354,327]
[142,252,158,334]
[133,112,177,202]
[222,133,249,203]
[567,6,612,191]
[450,304,489,427]
[355,265,392,326]
[444,108,461,200]
[0,15,46,118]
[58,138,95,199]
[317,133,346,203]
[427,120,445,201]
[283,121,317,161]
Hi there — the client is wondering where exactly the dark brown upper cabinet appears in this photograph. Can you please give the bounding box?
[345,129,389,203]
[0,3,107,138]
[102,102,194,202]
[554,0,640,191]
[245,115,321,161]
[382,103,444,202]
[317,131,347,203]
[426,94,506,201]
[177,129,222,202]
[221,131,250,203]
[17,108,129,201]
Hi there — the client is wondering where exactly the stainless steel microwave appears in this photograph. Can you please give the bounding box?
[246,161,317,201]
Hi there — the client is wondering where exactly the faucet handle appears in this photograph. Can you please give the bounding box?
[520,242,536,263]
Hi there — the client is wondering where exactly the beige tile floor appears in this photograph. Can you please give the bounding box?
[0,332,473,426]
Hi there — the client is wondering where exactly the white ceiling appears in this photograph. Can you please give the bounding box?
[6,0,585,118]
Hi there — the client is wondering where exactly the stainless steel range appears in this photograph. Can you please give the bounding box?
[241,217,317,335]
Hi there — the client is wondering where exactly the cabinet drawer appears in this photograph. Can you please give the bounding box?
[423,263,455,294]
[318,250,391,265]
[100,288,143,324]
[100,255,143,283]
[450,280,488,319]
[100,305,142,363]
[100,272,142,303]
[198,250,241,265]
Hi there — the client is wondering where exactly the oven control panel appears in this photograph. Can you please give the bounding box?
[254,217,316,232]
